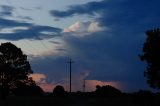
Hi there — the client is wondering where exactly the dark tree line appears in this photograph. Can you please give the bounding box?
[52,85,122,98]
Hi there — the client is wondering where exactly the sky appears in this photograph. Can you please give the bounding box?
[0,0,160,92]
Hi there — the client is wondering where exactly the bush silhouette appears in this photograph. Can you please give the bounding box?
[53,85,66,97]
[12,79,44,96]
[133,90,154,104]
[94,85,121,97]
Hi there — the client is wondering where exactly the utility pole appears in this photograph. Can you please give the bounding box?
[67,58,74,93]
[83,79,85,92]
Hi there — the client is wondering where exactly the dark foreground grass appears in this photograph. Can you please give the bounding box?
[0,96,160,106]
[0,96,69,106]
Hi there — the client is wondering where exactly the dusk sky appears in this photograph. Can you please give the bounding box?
[0,0,160,92]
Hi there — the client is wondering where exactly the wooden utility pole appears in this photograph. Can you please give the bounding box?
[83,79,85,92]
[67,58,74,93]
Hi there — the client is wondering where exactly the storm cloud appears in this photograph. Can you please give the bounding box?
[46,0,160,91]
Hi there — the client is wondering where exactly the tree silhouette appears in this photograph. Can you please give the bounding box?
[0,42,33,99]
[12,78,44,96]
[140,28,160,89]
[53,85,66,97]
[133,90,154,104]
[94,85,121,97]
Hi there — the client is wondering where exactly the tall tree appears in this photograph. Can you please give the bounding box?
[0,42,33,99]
[140,28,160,89]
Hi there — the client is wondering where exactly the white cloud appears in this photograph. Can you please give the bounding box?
[63,21,107,37]
[63,21,89,33]
[88,21,104,32]
[0,27,29,34]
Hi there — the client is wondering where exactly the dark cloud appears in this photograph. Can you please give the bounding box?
[0,25,62,40]
[50,0,160,30]
[50,0,160,21]
[47,0,160,91]
[0,18,62,40]
[17,16,33,20]
[0,5,61,41]
[50,0,107,18]
[0,18,31,28]
[62,32,146,90]
[0,5,14,16]
[0,5,33,21]
[30,32,148,92]
[30,56,69,83]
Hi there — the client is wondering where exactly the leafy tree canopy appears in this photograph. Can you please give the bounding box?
[140,28,160,89]
[0,42,33,98]
[53,85,66,97]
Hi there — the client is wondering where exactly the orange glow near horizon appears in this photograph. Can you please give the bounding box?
[38,80,121,92]
[84,80,121,92]
[29,73,122,92]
